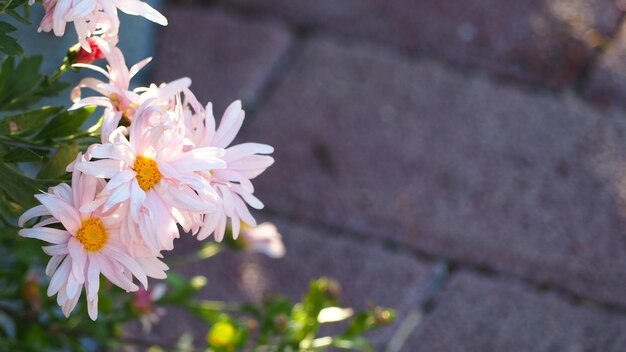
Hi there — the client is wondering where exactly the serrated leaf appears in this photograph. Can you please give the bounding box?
[34,106,95,140]
[0,21,17,33]
[12,55,42,94]
[1,146,42,162]
[34,79,70,99]
[0,106,62,136]
[0,33,22,56]
[37,142,77,179]
[6,0,27,10]
[0,56,68,111]
[0,56,41,109]
[6,8,29,25]
[0,0,14,12]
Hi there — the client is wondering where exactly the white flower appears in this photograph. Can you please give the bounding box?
[183,92,274,242]
[18,154,167,320]
[70,37,149,142]
[37,0,167,50]
[76,96,226,253]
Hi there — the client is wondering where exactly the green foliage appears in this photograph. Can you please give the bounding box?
[168,274,395,351]
[0,0,30,56]
[0,106,63,136]
[0,21,21,56]
[35,106,96,141]
[37,142,78,179]
[0,163,56,208]
[0,56,69,111]
[0,103,96,209]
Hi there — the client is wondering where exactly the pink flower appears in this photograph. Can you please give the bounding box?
[240,222,285,258]
[37,0,167,51]
[18,154,167,320]
[183,93,274,242]
[70,37,149,143]
[75,97,226,253]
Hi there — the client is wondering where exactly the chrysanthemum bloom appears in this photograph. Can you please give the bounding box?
[76,97,226,253]
[18,154,167,320]
[37,0,167,51]
[183,93,274,242]
[70,37,149,143]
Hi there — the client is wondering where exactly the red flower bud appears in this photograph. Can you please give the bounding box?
[72,38,105,65]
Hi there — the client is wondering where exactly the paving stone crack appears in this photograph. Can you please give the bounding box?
[262,209,626,320]
[244,27,311,116]
[573,11,626,97]
[211,2,580,102]
[385,260,451,352]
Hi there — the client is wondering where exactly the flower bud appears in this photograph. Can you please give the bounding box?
[68,38,104,65]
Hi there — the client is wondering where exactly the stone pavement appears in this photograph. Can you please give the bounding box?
[149,1,626,351]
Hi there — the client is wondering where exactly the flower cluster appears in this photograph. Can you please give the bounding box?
[19,16,275,320]
[35,0,167,50]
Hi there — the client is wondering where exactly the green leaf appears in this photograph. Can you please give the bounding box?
[187,301,227,323]
[0,0,14,12]
[159,272,197,305]
[341,307,396,338]
[0,33,22,56]
[331,337,373,351]
[0,56,41,109]
[0,106,63,136]
[0,146,42,162]
[0,22,16,33]
[37,142,77,179]
[0,164,56,208]
[6,0,28,10]
[0,56,68,111]
[5,8,29,25]
[34,106,95,140]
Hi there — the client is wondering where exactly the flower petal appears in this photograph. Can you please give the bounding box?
[86,253,100,301]
[48,257,71,296]
[35,194,81,234]
[76,159,125,178]
[20,228,70,244]
[18,205,50,226]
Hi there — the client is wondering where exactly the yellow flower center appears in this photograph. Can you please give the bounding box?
[134,155,161,191]
[76,218,108,252]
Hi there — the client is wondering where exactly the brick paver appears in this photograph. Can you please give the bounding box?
[145,217,435,349]
[585,20,626,108]
[147,3,626,350]
[408,271,626,351]
[243,36,626,307]
[222,0,623,87]
[152,6,292,113]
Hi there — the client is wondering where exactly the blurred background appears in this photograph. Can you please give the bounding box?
[149,0,626,351]
[23,0,626,350]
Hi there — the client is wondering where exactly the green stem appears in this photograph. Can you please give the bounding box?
[49,59,71,83]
